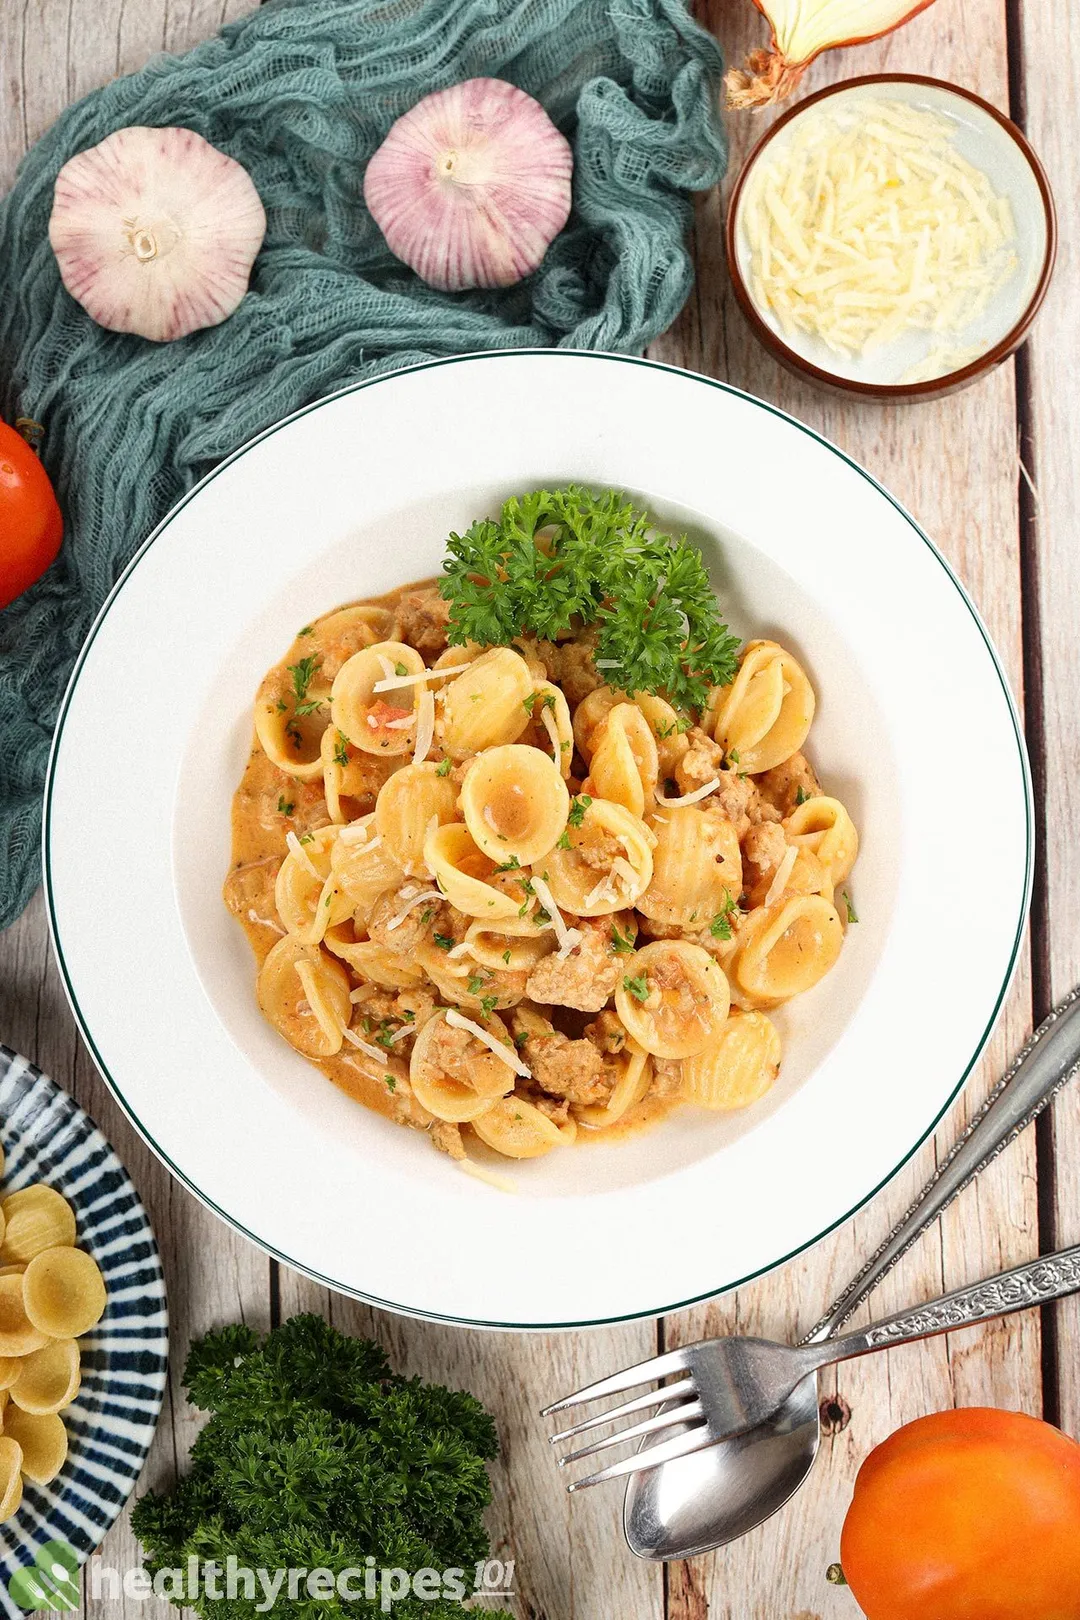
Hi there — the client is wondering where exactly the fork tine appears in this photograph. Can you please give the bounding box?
[557,1400,705,1467]
[539,1348,691,1417]
[547,1377,698,1444]
[565,1420,716,1492]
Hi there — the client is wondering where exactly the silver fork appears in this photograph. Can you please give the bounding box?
[543,1240,1080,1490]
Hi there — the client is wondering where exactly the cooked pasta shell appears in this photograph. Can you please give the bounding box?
[0,1274,48,1357]
[331,641,425,756]
[522,682,574,777]
[10,1340,80,1416]
[254,664,332,782]
[615,941,731,1059]
[324,930,424,989]
[461,745,570,865]
[409,1010,516,1122]
[464,916,555,973]
[440,647,533,758]
[588,705,659,819]
[681,1011,782,1111]
[0,1186,76,1267]
[311,604,400,676]
[274,824,352,945]
[713,641,815,775]
[0,1437,23,1520]
[783,796,859,886]
[637,805,741,928]
[1,1407,67,1486]
[574,1038,652,1129]
[375,761,460,873]
[731,896,844,1006]
[412,945,527,1011]
[471,1096,564,1159]
[572,685,622,760]
[330,815,403,919]
[257,936,352,1058]
[23,1247,106,1340]
[542,798,655,917]
[319,723,394,824]
[424,823,520,920]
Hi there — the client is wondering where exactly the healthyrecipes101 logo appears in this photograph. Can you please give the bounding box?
[7,1541,80,1611]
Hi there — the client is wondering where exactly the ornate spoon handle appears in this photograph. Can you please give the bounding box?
[803,1243,1080,1368]
[804,984,1080,1346]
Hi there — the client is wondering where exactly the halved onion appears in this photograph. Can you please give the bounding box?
[727,0,937,109]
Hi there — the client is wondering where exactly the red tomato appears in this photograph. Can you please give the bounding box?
[0,421,63,609]
[841,1408,1080,1620]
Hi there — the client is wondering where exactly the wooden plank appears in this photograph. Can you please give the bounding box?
[1014,1,1080,1436]
[0,10,261,1618]
[277,1268,664,1620]
[649,3,1038,1613]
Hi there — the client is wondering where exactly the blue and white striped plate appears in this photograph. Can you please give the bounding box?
[0,1049,168,1612]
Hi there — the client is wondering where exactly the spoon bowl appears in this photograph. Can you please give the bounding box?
[623,1377,820,1559]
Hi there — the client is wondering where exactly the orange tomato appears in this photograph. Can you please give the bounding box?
[0,422,63,610]
[841,1408,1080,1620]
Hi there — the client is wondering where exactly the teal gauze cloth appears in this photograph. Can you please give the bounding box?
[0,0,726,930]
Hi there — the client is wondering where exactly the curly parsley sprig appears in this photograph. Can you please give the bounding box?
[439,487,740,711]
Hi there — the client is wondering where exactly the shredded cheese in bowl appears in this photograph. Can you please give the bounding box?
[737,94,1026,384]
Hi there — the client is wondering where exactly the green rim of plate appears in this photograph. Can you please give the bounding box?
[43,350,1034,1330]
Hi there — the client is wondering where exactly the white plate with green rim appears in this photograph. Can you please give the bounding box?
[44,351,1032,1329]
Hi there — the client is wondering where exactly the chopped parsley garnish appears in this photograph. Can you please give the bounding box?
[275,698,288,713]
[297,625,314,636]
[533,907,551,925]
[384,1074,397,1092]
[502,950,512,965]
[394,661,408,677]
[479,994,499,1019]
[433,933,455,951]
[467,975,487,996]
[287,654,321,703]
[609,924,635,956]
[795,785,811,805]
[843,891,859,924]
[710,890,740,941]
[374,1021,397,1050]
[567,794,592,828]
[332,731,350,767]
[623,974,650,1003]
[513,1030,529,1049]
[493,855,521,873]
[439,488,739,710]
[556,830,572,850]
[293,698,325,717]
[276,796,294,816]
[523,690,556,716]
[299,832,314,845]
[419,907,435,926]
[436,758,452,776]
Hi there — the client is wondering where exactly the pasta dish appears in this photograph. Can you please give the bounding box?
[224,489,858,1166]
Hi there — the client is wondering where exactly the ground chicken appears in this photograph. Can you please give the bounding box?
[648,1058,685,1100]
[511,1010,614,1106]
[429,1121,466,1159]
[584,1008,630,1056]
[674,728,726,795]
[541,633,602,707]
[524,1090,571,1126]
[366,884,448,953]
[395,586,452,655]
[670,734,780,837]
[755,752,822,818]
[222,855,282,935]
[524,918,626,1012]
[741,822,788,907]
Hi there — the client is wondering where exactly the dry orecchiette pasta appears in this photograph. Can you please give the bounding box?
[226,573,859,1170]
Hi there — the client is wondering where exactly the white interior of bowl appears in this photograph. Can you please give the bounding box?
[733,80,1048,388]
[45,353,1030,1326]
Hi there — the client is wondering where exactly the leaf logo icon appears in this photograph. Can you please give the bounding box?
[7,1541,80,1611]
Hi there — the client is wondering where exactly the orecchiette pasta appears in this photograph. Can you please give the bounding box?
[681,1011,782,1111]
[712,640,815,775]
[615,941,731,1058]
[461,744,569,865]
[227,569,859,1168]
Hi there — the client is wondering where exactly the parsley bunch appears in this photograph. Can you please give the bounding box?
[439,487,740,711]
[131,1315,511,1620]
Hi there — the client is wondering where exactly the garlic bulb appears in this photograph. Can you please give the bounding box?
[364,79,573,292]
[49,127,266,342]
[727,0,938,109]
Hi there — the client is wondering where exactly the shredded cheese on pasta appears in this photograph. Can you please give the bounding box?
[385,888,443,931]
[445,1009,532,1077]
[286,830,322,881]
[383,713,415,730]
[372,663,472,691]
[339,823,380,847]
[529,875,582,958]
[540,705,562,767]
[741,98,1019,365]
[341,1025,392,1063]
[458,1158,518,1194]
[412,687,435,766]
[764,844,799,908]
[655,778,720,807]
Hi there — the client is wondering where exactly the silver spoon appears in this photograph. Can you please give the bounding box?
[623,984,1080,1559]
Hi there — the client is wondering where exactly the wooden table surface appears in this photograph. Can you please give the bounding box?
[1,2,1077,1616]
